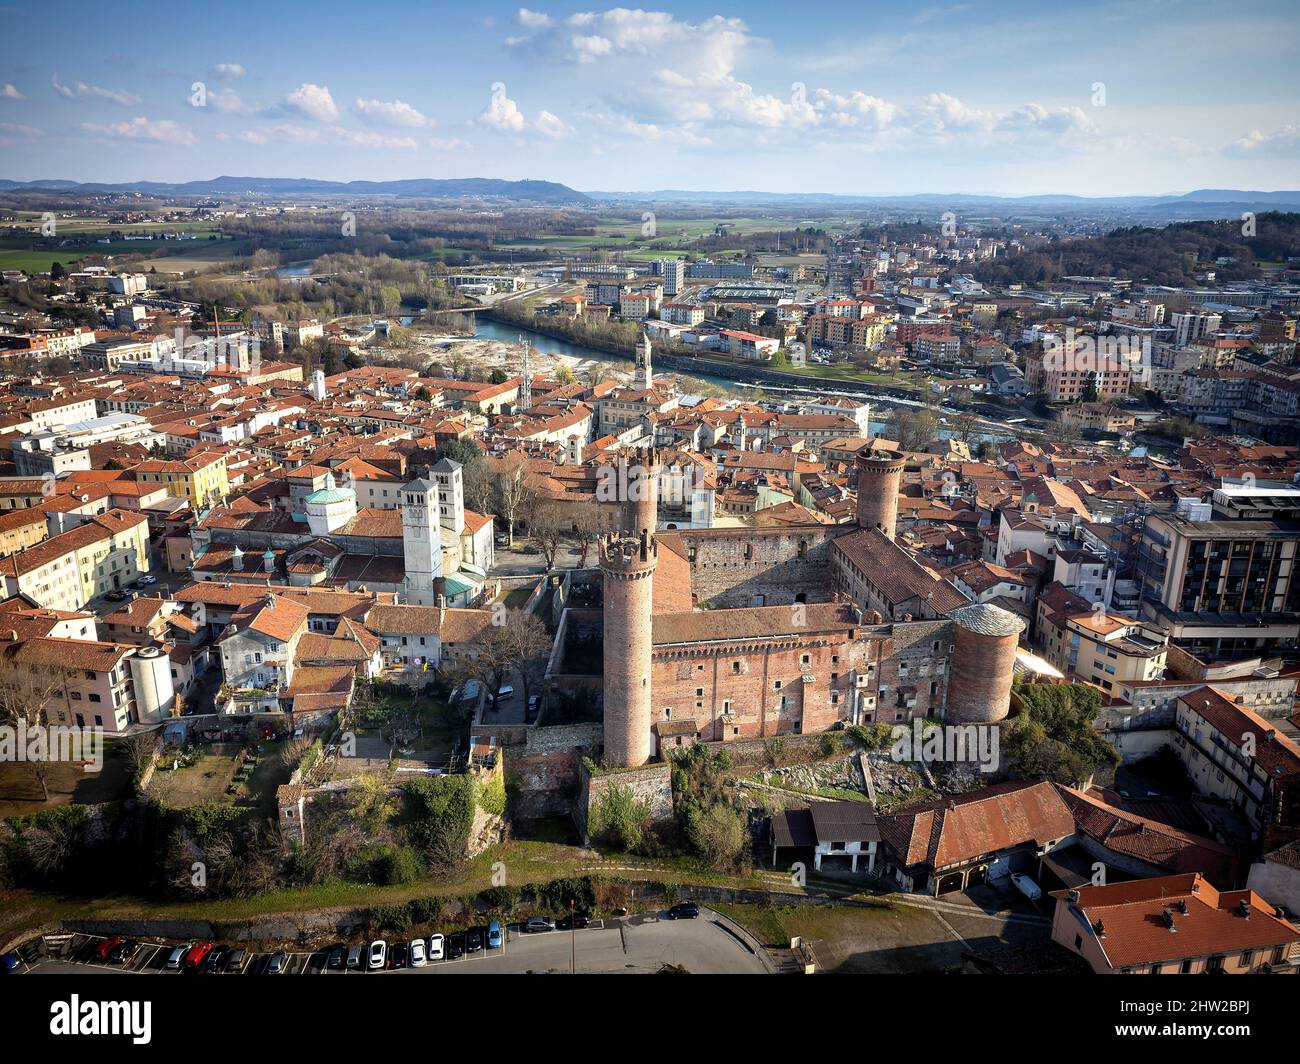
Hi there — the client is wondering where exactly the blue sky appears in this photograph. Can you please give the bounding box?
[1,0,1297,195]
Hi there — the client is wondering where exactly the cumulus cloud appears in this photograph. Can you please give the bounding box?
[507,8,751,78]
[477,87,571,138]
[213,63,246,80]
[284,82,338,122]
[81,116,196,146]
[1,83,25,101]
[354,97,430,128]
[209,87,252,114]
[1224,125,1300,158]
[53,74,140,106]
[504,11,1090,151]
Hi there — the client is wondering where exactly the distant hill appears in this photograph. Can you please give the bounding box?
[968,212,1300,288]
[0,175,590,204]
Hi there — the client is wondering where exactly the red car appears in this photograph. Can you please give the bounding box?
[95,935,123,961]
[183,942,214,970]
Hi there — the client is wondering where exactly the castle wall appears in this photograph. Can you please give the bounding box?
[649,628,880,741]
[674,525,847,608]
[873,619,954,723]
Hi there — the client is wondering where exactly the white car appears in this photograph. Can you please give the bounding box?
[409,939,427,967]
[428,934,444,961]
[368,940,387,970]
[139,575,158,586]
[164,944,190,970]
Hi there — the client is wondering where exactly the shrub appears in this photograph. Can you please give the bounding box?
[587,783,650,852]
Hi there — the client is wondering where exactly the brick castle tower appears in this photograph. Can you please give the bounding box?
[617,446,659,535]
[600,528,658,767]
[946,603,1026,723]
[855,449,906,541]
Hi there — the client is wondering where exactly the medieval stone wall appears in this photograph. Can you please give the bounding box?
[675,525,848,608]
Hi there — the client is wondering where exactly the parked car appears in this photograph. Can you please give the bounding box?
[224,949,247,974]
[265,951,287,975]
[465,929,483,954]
[138,575,158,586]
[392,942,409,969]
[104,589,128,602]
[667,902,700,920]
[428,934,444,961]
[557,914,588,931]
[525,916,555,934]
[367,940,387,971]
[1,952,21,974]
[346,945,364,970]
[200,945,227,973]
[183,942,213,970]
[95,935,123,961]
[447,933,465,960]
[526,694,542,722]
[409,939,427,967]
[1011,873,1042,901]
[487,920,502,949]
[327,945,346,970]
[164,944,190,970]
[486,685,514,705]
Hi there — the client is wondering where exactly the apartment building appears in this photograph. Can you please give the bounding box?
[0,509,151,611]
[132,451,231,511]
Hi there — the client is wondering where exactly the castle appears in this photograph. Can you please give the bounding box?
[598,447,1026,767]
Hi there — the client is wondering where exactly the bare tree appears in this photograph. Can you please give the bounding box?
[122,730,160,780]
[495,456,536,548]
[529,502,568,570]
[0,663,66,802]
[568,500,603,566]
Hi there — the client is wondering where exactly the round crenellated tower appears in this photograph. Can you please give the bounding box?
[619,446,660,536]
[855,448,906,541]
[946,602,1025,724]
[600,529,658,767]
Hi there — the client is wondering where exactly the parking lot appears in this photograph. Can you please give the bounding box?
[14,909,770,976]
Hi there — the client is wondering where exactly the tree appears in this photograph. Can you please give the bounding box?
[348,772,399,833]
[0,663,66,801]
[529,502,568,570]
[555,365,576,385]
[686,803,749,873]
[568,500,603,566]
[469,608,552,712]
[889,406,939,451]
[122,730,159,781]
[494,456,536,547]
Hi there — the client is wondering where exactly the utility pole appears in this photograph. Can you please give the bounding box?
[569,898,575,975]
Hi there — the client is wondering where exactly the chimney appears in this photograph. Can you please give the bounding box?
[1237,899,1252,919]
[1091,920,1105,937]
[264,593,275,608]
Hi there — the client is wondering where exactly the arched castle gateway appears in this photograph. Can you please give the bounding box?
[596,448,1024,767]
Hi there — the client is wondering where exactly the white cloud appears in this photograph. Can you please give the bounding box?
[428,136,467,150]
[477,88,570,138]
[1224,125,1300,158]
[53,74,140,106]
[354,97,430,128]
[0,122,43,139]
[284,82,338,122]
[81,116,196,146]
[210,87,252,114]
[516,7,553,29]
[213,63,246,81]
[506,9,752,77]
[1,83,25,101]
